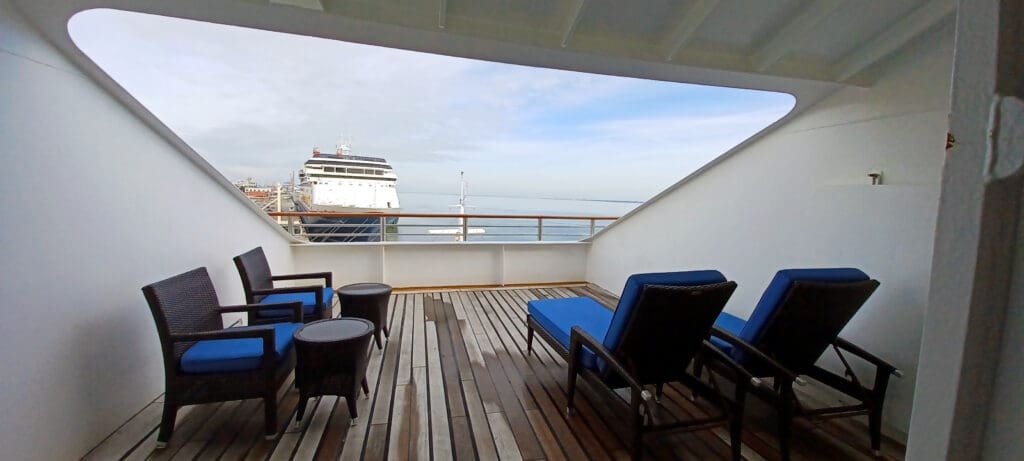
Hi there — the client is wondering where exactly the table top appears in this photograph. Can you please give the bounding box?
[338,283,393,296]
[295,318,373,343]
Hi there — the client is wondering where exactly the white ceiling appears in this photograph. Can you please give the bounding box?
[13,0,955,113]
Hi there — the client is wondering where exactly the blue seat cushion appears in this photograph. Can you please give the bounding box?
[257,287,334,318]
[709,311,747,354]
[605,271,727,352]
[528,296,613,370]
[739,268,868,344]
[180,322,302,374]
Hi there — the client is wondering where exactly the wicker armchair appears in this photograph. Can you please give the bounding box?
[142,267,303,447]
[233,247,334,324]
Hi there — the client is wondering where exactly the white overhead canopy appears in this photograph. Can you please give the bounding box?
[14,0,955,113]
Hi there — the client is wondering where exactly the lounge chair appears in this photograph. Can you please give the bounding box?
[233,246,334,324]
[141,267,302,446]
[708,268,902,459]
[526,271,759,460]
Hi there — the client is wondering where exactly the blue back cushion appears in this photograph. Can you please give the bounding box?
[739,268,869,344]
[604,270,726,352]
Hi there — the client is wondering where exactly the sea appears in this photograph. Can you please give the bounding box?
[392,191,642,242]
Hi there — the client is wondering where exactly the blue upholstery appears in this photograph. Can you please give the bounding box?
[713,268,869,361]
[180,322,302,374]
[528,270,726,371]
[528,296,612,369]
[257,287,334,318]
[605,271,727,352]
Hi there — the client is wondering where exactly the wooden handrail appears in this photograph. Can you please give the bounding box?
[267,211,620,220]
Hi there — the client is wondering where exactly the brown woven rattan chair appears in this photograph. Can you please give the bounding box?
[142,267,302,447]
[234,247,334,324]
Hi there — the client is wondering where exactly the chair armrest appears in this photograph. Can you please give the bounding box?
[711,326,806,386]
[834,337,902,377]
[170,327,276,363]
[219,301,303,323]
[569,326,653,403]
[272,272,332,287]
[700,340,767,389]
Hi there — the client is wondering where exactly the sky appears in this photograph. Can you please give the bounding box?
[68,9,794,202]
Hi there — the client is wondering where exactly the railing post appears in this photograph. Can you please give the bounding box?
[461,216,469,242]
[537,218,543,241]
[288,216,295,235]
[590,218,596,237]
[380,216,387,242]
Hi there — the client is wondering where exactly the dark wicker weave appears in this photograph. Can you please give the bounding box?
[293,318,374,425]
[233,247,333,324]
[337,283,393,349]
[527,282,761,461]
[707,279,900,460]
[141,267,302,447]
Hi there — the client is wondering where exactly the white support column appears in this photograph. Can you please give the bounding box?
[907,1,1024,459]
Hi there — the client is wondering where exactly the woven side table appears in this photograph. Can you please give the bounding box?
[293,318,373,425]
[337,283,393,349]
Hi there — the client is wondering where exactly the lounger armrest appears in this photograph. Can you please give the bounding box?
[569,326,652,402]
[170,327,276,360]
[834,337,902,377]
[711,326,806,386]
[700,340,766,389]
[272,272,332,288]
[219,301,303,322]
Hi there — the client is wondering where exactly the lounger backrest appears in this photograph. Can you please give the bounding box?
[233,247,273,303]
[604,270,727,353]
[614,282,737,383]
[736,268,876,369]
[757,279,879,373]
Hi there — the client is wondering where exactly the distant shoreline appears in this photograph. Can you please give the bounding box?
[401,190,644,204]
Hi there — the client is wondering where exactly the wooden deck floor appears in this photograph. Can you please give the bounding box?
[85,286,905,460]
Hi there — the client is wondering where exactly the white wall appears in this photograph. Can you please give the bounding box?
[586,26,953,437]
[292,242,588,288]
[0,2,295,459]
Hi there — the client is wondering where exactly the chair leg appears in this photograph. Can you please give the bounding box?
[526,325,535,354]
[869,403,883,457]
[654,382,664,402]
[566,358,578,416]
[156,402,178,448]
[362,378,370,396]
[347,392,359,419]
[776,402,793,461]
[265,393,279,440]
[729,408,744,461]
[631,388,645,461]
[383,324,390,338]
[374,331,384,350]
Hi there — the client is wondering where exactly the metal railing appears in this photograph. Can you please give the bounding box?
[267,211,619,242]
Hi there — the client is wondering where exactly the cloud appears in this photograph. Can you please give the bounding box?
[69,9,793,202]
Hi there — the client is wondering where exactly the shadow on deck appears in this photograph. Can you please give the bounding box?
[84,286,906,460]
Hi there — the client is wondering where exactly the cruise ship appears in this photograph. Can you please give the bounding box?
[295,144,400,242]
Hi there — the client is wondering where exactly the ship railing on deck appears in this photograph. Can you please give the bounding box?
[267,212,619,242]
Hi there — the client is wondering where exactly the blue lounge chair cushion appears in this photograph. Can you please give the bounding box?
[709,311,746,354]
[605,271,727,352]
[180,322,302,374]
[528,296,613,370]
[257,287,334,318]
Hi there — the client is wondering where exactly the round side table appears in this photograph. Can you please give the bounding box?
[337,283,393,349]
[293,318,373,425]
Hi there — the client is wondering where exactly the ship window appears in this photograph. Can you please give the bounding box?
[350,168,365,175]
[324,167,335,173]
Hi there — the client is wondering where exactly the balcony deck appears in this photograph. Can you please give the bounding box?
[86,286,905,460]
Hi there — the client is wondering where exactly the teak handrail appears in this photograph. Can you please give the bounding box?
[268,211,620,220]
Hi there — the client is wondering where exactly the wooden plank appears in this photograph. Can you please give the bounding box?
[242,378,303,461]
[487,412,525,461]
[196,399,262,460]
[218,373,296,460]
[81,399,162,461]
[412,293,427,368]
[461,382,499,460]
[124,405,196,461]
[425,320,454,460]
[430,293,469,414]
[386,384,411,461]
[526,408,568,461]
[291,396,338,460]
[370,294,409,425]
[363,424,388,461]
[396,294,416,386]
[410,366,431,460]
[169,400,242,460]
[450,416,477,461]
[147,402,224,461]
[453,291,503,414]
